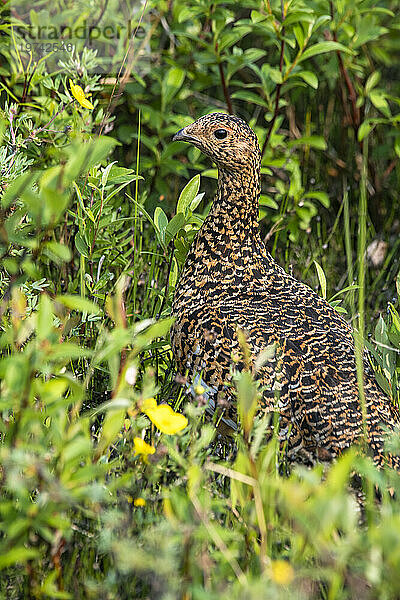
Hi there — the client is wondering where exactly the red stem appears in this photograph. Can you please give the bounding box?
[262,7,285,157]
[215,42,233,114]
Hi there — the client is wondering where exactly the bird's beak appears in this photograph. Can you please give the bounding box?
[172,126,199,144]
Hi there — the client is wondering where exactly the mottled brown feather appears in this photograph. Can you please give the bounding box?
[171,113,400,468]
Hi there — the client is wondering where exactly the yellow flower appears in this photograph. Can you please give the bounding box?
[124,418,131,430]
[144,403,188,435]
[141,397,157,411]
[194,384,205,395]
[270,560,294,585]
[69,79,94,109]
[134,497,146,507]
[133,436,155,456]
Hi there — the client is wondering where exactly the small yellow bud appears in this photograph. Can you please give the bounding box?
[134,497,146,507]
[270,560,294,585]
[133,437,155,456]
[141,397,157,411]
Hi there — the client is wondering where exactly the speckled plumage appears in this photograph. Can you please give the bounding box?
[171,113,400,468]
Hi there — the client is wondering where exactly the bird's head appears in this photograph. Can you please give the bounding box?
[173,113,260,172]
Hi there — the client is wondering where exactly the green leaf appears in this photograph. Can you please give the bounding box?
[374,371,392,397]
[314,261,327,299]
[358,121,375,142]
[154,207,168,234]
[44,241,72,263]
[126,194,155,230]
[162,67,185,108]
[96,402,126,457]
[0,547,39,570]
[236,370,258,437]
[251,10,268,24]
[90,397,132,417]
[394,138,400,159]
[37,294,53,342]
[374,323,396,382]
[177,174,201,216]
[259,195,278,210]
[303,191,330,208]
[49,342,93,361]
[169,257,179,289]
[369,90,390,117]
[62,436,92,465]
[66,137,118,181]
[296,71,318,89]
[293,24,304,50]
[190,192,205,212]
[201,169,218,179]
[40,570,73,599]
[231,90,269,107]
[269,68,283,84]
[101,161,117,188]
[165,213,185,246]
[55,295,101,315]
[298,41,353,63]
[106,165,141,185]
[75,232,89,258]
[1,171,38,209]
[288,136,327,150]
[365,71,380,95]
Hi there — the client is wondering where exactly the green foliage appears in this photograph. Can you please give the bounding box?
[0,0,400,598]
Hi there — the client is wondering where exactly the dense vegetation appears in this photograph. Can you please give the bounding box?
[1,0,400,597]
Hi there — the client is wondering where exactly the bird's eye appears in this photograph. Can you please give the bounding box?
[213,129,228,140]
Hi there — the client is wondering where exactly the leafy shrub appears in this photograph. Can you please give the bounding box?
[0,0,399,598]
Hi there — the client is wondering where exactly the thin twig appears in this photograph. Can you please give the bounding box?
[21,61,38,105]
[329,1,360,130]
[98,0,151,134]
[90,0,110,32]
[156,243,175,319]
[190,494,247,586]
[215,42,233,114]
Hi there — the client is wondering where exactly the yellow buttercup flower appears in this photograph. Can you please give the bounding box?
[133,437,155,456]
[141,397,157,411]
[270,560,294,585]
[134,497,146,507]
[69,79,94,109]
[144,403,188,435]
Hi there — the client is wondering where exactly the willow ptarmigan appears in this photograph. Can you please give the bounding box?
[171,112,400,469]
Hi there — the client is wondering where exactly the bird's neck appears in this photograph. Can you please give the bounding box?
[179,158,277,286]
[197,160,263,261]
[212,161,261,225]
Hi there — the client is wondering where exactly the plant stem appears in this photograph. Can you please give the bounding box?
[215,42,233,114]
[133,110,141,316]
[329,1,360,131]
[261,0,285,157]
[343,179,355,311]
[354,138,368,446]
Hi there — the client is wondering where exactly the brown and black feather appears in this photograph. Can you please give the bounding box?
[171,113,400,468]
